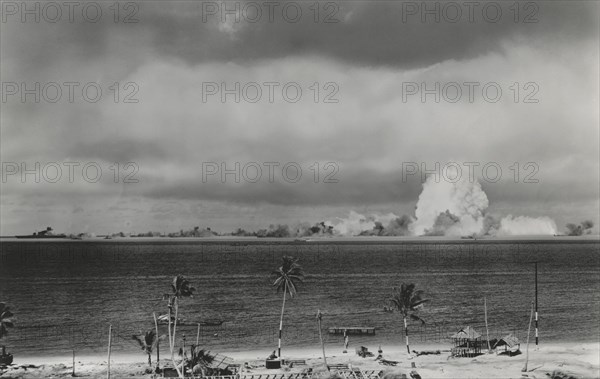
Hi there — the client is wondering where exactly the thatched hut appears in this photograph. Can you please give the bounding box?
[451,326,483,357]
[493,334,521,356]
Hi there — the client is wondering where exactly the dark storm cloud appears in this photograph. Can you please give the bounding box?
[3,1,598,74]
[1,0,599,235]
[110,1,599,67]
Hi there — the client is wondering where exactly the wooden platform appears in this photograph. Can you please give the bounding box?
[328,327,375,335]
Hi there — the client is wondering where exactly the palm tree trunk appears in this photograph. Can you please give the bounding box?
[522,301,534,372]
[148,353,152,367]
[403,316,410,355]
[172,297,183,378]
[278,283,287,358]
[153,312,160,369]
[172,297,179,360]
[167,301,173,358]
[196,323,200,346]
[317,311,329,371]
[107,324,112,379]
[484,298,491,351]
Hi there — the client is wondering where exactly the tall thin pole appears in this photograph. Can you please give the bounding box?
[107,324,112,379]
[484,298,491,351]
[153,312,160,369]
[316,310,329,371]
[196,323,201,346]
[522,301,534,372]
[72,349,75,377]
[535,262,539,349]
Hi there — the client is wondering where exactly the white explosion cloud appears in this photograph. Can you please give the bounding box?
[410,174,489,237]
[330,172,558,237]
[495,215,558,236]
[412,173,558,237]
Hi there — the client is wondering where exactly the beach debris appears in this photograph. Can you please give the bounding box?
[546,370,579,379]
[412,350,441,356]
[381,371,409,379]
[356,346,375,358]
[378,359,399,366]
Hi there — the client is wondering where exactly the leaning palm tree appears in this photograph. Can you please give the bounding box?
[132,329,162,367]
[0,303,14,365]
[386,283,428,357]
[271,256,304,358]
[0,303,13,340]
[163,275,195,377]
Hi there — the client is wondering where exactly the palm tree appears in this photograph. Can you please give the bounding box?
[0,303,14,364]
[271,256,304,358]
[386,283,428,356]
[185,346,216,376]
[164,275,195,377]
[132,329,161,367]
[316,309,329,371]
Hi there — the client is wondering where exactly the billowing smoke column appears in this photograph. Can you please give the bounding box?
[324,211,413,236]
[565,220,594,236]
[328,174,558,237]
[493,215,558,236]
[410,174,488,236]
[332,211,396,236]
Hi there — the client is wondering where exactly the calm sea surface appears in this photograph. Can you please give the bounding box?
[0,239,598,357]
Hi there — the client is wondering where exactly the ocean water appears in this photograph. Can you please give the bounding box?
[0,239,598,357]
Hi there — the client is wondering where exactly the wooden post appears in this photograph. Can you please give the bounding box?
[484,298,491,351]
[535,262,539,349]
[72,349,75,377]
[107,324,112,379]
[196,323,200,346]
[522,301,534,372]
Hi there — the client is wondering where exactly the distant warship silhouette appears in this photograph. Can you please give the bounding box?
[15,226,66,239]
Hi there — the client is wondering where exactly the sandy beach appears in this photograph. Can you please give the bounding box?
[1,342,598,379]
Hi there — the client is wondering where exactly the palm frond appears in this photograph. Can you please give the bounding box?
[0,303,14,339]
[144,330,157,346]
[271,256,304,298]
[132,334,146,350]
[409,314,426,325]
[411,299,429,308]
[172,275,195,298]
[385,282,428,322]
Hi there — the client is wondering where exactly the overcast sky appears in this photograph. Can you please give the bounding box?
[1,0,599,235]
